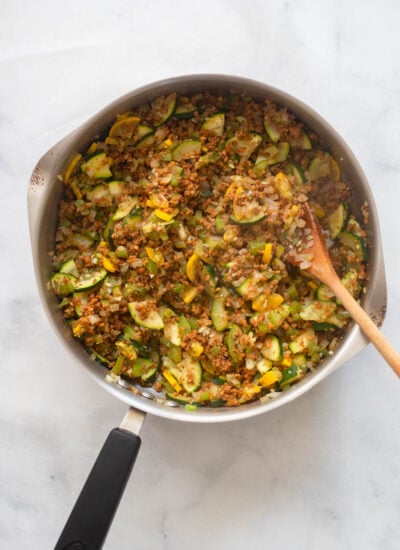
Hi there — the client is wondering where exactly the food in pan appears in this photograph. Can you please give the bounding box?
[49,91,368,408]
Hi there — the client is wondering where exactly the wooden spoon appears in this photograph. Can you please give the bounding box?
[287,202,400,377]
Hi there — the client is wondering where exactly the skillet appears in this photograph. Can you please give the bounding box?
[27,74,387,549]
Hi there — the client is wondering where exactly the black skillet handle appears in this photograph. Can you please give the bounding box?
[54,427,141,550]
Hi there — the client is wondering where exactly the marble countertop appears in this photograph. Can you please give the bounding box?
[2,0,400,548]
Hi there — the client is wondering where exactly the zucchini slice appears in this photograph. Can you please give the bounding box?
[201,113,225,136]
[253,158,269,176]
[128,301,164,329]
[166,392,192,405]
[174,101,197,119]
[256,358,273,374]
[122,325,139,341]
[267,142,290,165]
[108,181,126,198]
[89,348,110,367]
[290,131,312,150]
[226,324,244,363]
[180,354,202,394]
[108,116,140,140]
[128,340,149,358]
[316,284,335,301]
[299,300,337,322]
[291,353,307,369]
[324,312,348,329]
[209,398,227,408]
[230,211,265,225]
[140,365,159,383]
[328,203,348,239]
[236,276,265,300]
[69,232,95,248]
[128,357,158,381]
[196,151,220,168]
[288,328,317,354]
[73,291,89,317]
[341,268,361,297]
[255,142,290,170]
[210,300,229,332]
[102,218,115,246]
[261,334,283,362]
[309,152,340,182]
[112,196,139,221]
[256,303,291,331]
[179,315,192,335]
[211,289,230,331]
[312,322,337,331]
[248,239,267,255]
[59,259,78,277]
[133,124,154,142]
[81,153,112,179]
[230,201,266,223]
[151,92,177,127]
[86,184,112,202]
[346,215,364,237]
[339,231,367,261]
[74,268,107,292]
[50,272,76,296]
[280,365,304,389]
[230,184,265,224]
[289,161,306,187]
[264,118,281,143]
[134,133,156,150]
[116,340,138,361]
[164,320,182,346]
[230,132,262,159]
[172,140,202,161]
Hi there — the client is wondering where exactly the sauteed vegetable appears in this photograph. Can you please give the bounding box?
[50,91,368,407]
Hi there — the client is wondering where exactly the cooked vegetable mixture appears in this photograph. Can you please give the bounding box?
[50,91,368,407]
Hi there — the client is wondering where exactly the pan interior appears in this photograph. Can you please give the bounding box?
[28,74,386,423]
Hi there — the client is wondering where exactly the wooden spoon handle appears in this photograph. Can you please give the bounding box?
[329,277,400,377]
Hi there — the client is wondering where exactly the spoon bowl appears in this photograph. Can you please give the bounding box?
[287,203,400,378]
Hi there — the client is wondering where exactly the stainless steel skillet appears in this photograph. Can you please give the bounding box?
[28,74,387,549]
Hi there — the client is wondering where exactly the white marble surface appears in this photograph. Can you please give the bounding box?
[1,0,400,548]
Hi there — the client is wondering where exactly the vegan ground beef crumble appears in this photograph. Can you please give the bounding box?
[49,91,368,408]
